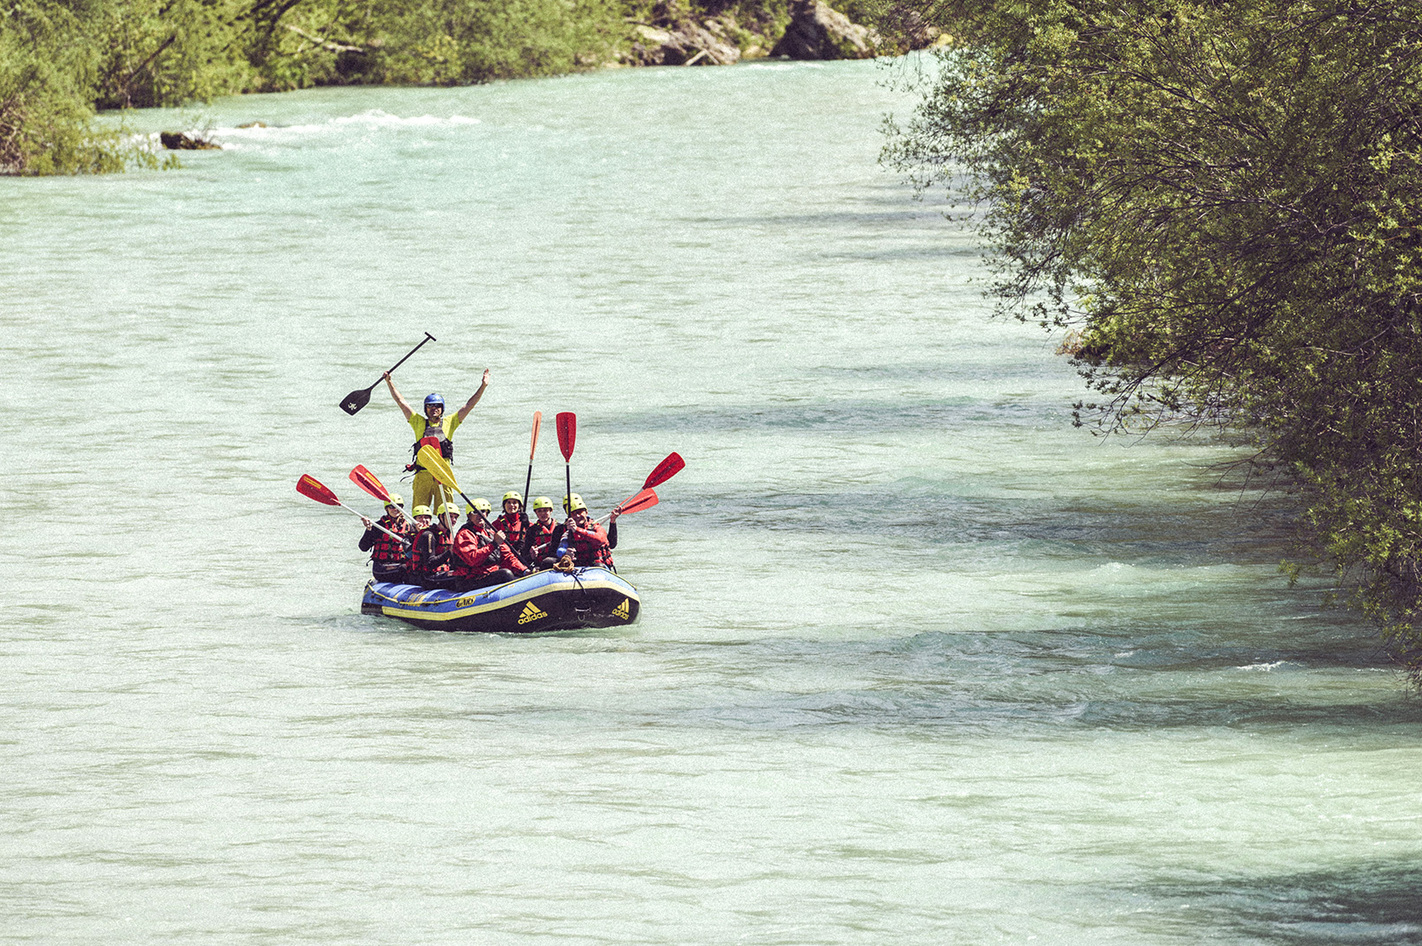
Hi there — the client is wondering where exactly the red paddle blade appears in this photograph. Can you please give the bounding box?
[297,474,340,506]
[643,452,685,490]
[556,412,576,461]
[349,465,391,502]
[617,486,654,510]
[618,489,659,516]
[530,411,542,459]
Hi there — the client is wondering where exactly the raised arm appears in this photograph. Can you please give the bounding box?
[455,369,491,424]
[384,372,414,422]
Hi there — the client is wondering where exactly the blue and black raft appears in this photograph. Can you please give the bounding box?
[361,567,640,633]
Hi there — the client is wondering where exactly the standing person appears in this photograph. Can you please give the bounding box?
[384,367,491,511]
[358,495,412,583]
[555,494,616,570]
[525,496,560,568]
[492,491,528,560]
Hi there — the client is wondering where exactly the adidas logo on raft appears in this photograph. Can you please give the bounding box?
[517,601,548,625]
[612,598,630,620]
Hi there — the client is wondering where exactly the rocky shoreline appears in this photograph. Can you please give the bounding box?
[620,0,940,68]
[159,0,942,150]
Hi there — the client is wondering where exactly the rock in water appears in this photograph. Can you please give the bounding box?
[159,132,220,151]
[771,0,879,60]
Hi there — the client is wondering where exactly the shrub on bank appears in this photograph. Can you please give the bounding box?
[5,0,901,173]
[885,0,1422,680]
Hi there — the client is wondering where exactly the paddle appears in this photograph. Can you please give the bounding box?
[415,444,502,547]
[297,474,410,545]
[338,332,436,415]
[596,488,658,523]
[416,444,483,523]
[605,453,685,512]
[521,411,542,521]
[556,412,576,508]
[642,452,685,491]
[349,465,415,525]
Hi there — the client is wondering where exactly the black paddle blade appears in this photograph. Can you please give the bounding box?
[339,386,373,415]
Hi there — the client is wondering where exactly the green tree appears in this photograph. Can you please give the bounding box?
[366,0,625,85]
[1,0,146,173]
[3,0,635,172]
[886,1,1422,676]
[90,0,250,108]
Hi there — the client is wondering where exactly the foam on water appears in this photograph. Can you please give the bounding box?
[215,109,485,139]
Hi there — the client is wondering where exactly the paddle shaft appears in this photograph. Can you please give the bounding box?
[340,333,437,415]
[343,502,411,546]
[522,412,541,519]
[384,332,436,380]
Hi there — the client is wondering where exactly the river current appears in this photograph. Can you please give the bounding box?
[3,59,1421,944]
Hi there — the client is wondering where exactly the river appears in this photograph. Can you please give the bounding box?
[3,58,1420,944]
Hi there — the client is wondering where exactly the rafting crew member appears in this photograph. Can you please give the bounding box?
[359,494,412,582]
[525,496,560,567]
[408,503,459,587]
[384,368,490,511]
[451,503,528,589]
[491,491,528,560]
[554,494,618,571]
[468,495,517,563]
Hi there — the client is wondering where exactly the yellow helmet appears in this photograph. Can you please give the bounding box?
[531,496,555,511]
[412,505,433,518]
[436,502,459,517]
[472,498,493,514]
[385,494,404,507]
[502,491,523,505]
[563,493,587,514]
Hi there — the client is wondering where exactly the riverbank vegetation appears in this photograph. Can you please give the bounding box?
[885,1,1422,678]
[0,0,895,174]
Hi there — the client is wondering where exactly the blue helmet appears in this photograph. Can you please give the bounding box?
[424,393,445,411]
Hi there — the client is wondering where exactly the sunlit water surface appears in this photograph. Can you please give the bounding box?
[3,59,1420,945]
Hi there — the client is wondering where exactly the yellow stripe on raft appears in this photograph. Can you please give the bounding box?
[369,576,639,624]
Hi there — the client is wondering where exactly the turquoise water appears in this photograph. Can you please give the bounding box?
[3,60,1420,944]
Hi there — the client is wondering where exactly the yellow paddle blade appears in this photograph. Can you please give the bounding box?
[416,444,459,491]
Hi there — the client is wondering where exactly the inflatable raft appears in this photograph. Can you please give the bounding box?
[361,567,640,633]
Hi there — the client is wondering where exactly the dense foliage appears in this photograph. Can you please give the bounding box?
[2,0,775,173]
[886,1,1422,676]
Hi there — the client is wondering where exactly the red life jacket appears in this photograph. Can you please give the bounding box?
[410,416,454,468]
[492,512,526,549]
[560,520,614,569]
[526,519,558,561]
[368,515,411,565]
[409,524,451,579]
